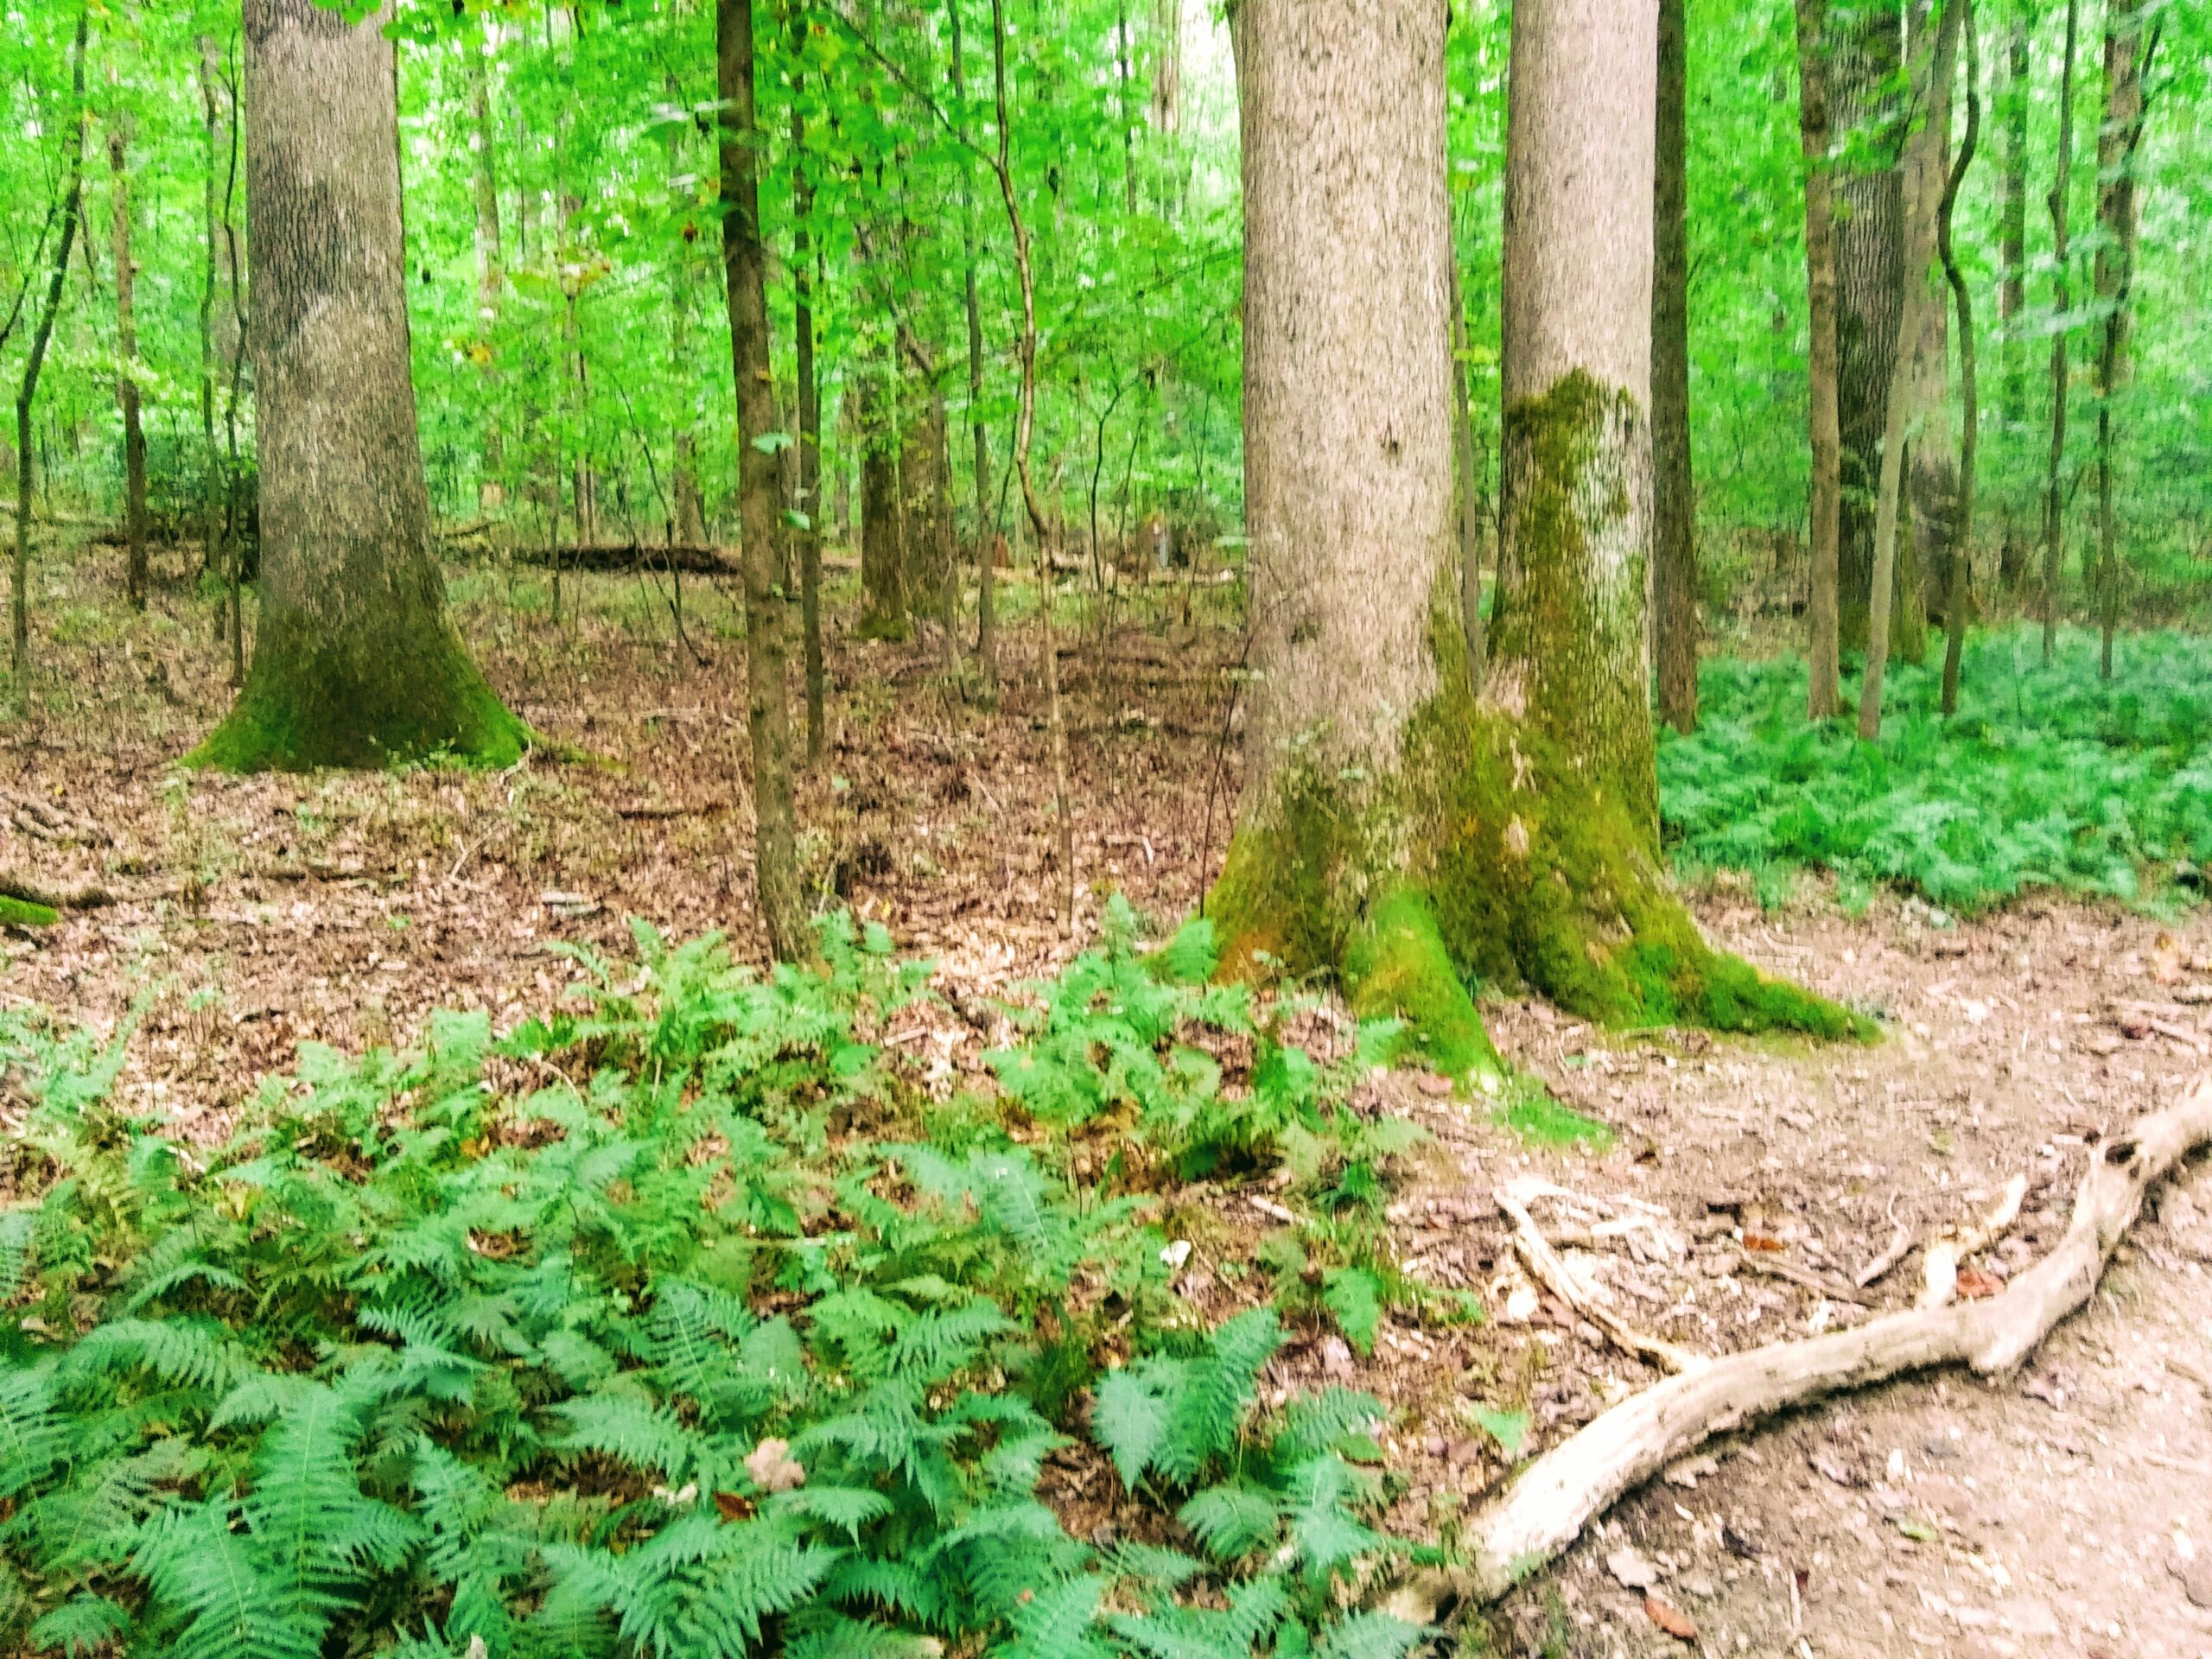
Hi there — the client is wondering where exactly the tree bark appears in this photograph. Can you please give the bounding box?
[1995,10,2031,588]
[196,36,223,586]
[2041,0,2076,662]
[194,0,524,770]
[855,353,908,643]
[13,7,90,683]
[1449,251,1486,696]
[1212,0,1859,1071]
[789,30,824,763]
[1939,0,1981,717]
[2092,0,2150,680]
[1859,0,1960,741]
[717,0,813,966]
[949,0,995,696]
[1901,0,1956,661]
[1651,0,1697,735]
[1831,0,1904,652]
[108,110,148,610]
[1795,0,1843,720]
[470,33,507,515]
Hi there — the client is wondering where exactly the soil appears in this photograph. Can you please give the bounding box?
[6,536,2210,1658]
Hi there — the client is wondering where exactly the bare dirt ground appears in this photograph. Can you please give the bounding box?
[7,536,2212,1658]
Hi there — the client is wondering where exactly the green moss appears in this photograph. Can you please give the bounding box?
[852,609,911,644]
[188,613,529,772]
[1206,766,1364,981]
[0,895,58,928]
[1343,888,1505,1084]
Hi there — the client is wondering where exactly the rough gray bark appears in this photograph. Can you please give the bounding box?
[470,34,506,514]
[789,34,823,763]
[1902,0,1956,657]
[1495,0,1661,835]
[1938,0,1981,717]
[1652,0,1697,735]
[855,357,908,642]
[196,0,524,770]
[1796,0,1844,719]
[1859,0,1959,741]
[13,8,89,683]
[1449,251,1486,695]
[1831,0,1904,651]
[718,0,813,965]
[1235,0,1455,789]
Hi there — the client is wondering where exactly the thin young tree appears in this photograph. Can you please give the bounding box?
[1938,0,1982,715]
[193,0,526,768]
[1213,0,1853,1078]
[948,0,995,696]
[109,103,149,610]
[12,7,90,684]
[1652,0,1698,735]
[717,0,814,963]
[789,17,825,760]
[1795,0,1844,719]
[2041,0,2078,661]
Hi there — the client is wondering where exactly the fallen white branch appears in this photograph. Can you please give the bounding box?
[1388,1076,2212,1620]
[1497,1188,1705,1377]
[1918,1172,2028,1308]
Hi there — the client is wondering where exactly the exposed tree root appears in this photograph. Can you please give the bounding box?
[1385,1075,2212,1620]
[1497,1185,1705,1376]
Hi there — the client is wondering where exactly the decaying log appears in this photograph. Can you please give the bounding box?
[511,543,740,576]
[1386,1076,2212,1621]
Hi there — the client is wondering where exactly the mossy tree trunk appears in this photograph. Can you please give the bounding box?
[193,0,525,771]
[1651,0,1699,737]
[1211,0,1861,1085]
[717,0,815,967]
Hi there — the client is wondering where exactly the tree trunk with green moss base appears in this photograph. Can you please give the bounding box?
[1212,0,1864,1086]
[193,0,524,772]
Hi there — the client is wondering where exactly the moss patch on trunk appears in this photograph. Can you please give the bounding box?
[1210,607,1872,1072]
[188,614,529,772]
[0,895,58,928]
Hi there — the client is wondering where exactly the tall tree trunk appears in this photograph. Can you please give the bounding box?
[1116,0,1138,215]
[194,0,524,769]
[949,0,995,695]
[13,8,90,684]
[1796,0,1844,719]
[1901,0,1956,663]
[469,32,506,514]
[198,35,222,583]
[109,109,149,610]
[1995,9,2031,588]
[788,30,823,762]
[717,0,812,964]
[1939,0,1982,717]
[2041,0,2076,662]
[2092,0,2150,680]
[1150,0,1184,217]
[1831,0,1904,652]
[1859,0,1961,741]
[991,0,1075,933]
[1213,0,1855,1070]
[1651,0,1697,735]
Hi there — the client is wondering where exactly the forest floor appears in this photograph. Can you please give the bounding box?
[5,533,2211,1659]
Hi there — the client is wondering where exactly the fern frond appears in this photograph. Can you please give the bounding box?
[65,1317,247,1393]
[28,1592,132,1656]
[552,1394,698,1482]
[1176,1479,1282,1563]
[1313,1611,1424,1659]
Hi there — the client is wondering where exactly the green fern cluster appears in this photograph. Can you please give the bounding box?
[1662,627,2212,913]
[0,911,1423,1659]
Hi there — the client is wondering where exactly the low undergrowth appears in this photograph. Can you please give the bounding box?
[1661,627,2212,914]
[0,904,1440,1659]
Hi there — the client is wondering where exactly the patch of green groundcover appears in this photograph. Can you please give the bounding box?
[1661,627,2212,914]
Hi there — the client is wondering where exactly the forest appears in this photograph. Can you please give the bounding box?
[0,0,2209,1655]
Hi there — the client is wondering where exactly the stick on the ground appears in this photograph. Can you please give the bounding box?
[1387,1077,2212,1620]
[1497,1188,1706,1376]
[1918,1172,2027,1308]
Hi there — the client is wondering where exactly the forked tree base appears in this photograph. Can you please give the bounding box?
[1207,690,1868,1079]
[188,617,530,772]
[1382,1076,2212,1618]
